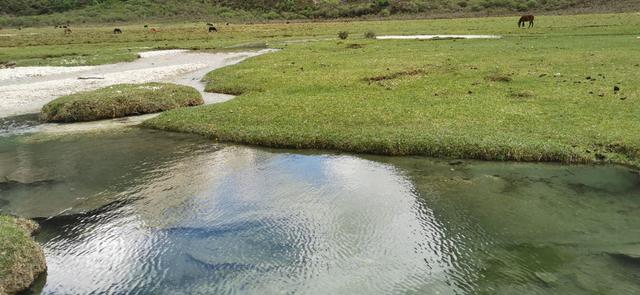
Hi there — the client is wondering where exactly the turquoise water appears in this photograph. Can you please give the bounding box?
[0,128,638,294]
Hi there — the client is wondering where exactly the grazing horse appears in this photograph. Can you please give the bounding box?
[64,28,72,34]
[206,23,214,26]
[518,15,535,28]
[208,26,217,33]
[113,28,123,34]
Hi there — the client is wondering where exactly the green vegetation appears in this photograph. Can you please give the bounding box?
[41,83,203,122]
[145,13,640,167]
[0,216,46,295]
[1,0,639,27]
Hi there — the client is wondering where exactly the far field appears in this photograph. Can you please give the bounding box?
[2,13,640,166]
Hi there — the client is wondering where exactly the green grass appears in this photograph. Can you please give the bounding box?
[2,0,638,27]
[144,13,640,167]
[1,13,637,66]
[41,83,203,122]
[0,216,45,294]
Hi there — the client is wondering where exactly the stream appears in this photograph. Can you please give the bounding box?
[0,49,639,294]
[0,128,638,294]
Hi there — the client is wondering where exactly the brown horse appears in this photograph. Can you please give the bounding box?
[519,15,535,28]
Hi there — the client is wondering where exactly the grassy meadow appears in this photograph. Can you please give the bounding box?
[2,13,639,166]
[145,13,640,167]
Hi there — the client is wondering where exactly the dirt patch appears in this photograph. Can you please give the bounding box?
[510,90,534,98]
[377,35,501,40]
[485,74,512,82]
[366,69,426,82]
[346,43,365,49]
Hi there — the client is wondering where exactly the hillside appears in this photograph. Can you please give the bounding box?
[1,0,639,26]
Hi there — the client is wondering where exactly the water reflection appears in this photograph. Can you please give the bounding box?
[0,129,638,294]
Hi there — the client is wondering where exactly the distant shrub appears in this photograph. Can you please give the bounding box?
[364,31,376,39]
[338,31,349,40]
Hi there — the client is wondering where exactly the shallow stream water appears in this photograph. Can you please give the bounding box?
[0,128,639,294]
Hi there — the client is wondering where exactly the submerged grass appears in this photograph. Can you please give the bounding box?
[145,13,640,167]
[0,216,46,295]
[41,83,203,122]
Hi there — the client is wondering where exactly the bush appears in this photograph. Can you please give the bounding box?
[41,83,203,122]
[364,31,376,39]
[338,31,349,40]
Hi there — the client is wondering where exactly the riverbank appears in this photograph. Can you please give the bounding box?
[0,49,272,118]
[0,216,46,295]
[145,13,640,168]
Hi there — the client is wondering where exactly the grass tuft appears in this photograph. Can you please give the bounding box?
[0,216,46,295]
[41,83,203,122]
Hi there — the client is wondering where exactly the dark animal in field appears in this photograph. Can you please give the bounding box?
[62,25,68,28]
[519,15,535,28]
[64,28,72,34]
[113,28,123,34]
[144,24,148,28]
[226,22,230,26]
[149,28,159,33]
[208,26,217,33]
[206,23,214,26]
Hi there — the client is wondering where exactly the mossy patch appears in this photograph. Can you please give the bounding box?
[0,216,46,295]
[41,83,203,123]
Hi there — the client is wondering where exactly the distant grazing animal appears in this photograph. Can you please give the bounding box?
[64,28,72,34]
[144,24,148,28]
[226,22,229,26]
[518,15,535,28]
[113,28,122,34]
[206,23,214,26]
[62,25,68,29]
[208,26,217,33]
[149,28,159,33]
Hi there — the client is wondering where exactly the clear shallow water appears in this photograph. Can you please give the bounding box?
[0,128,639,294]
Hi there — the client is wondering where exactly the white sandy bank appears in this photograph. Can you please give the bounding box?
[0,49,274,118]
